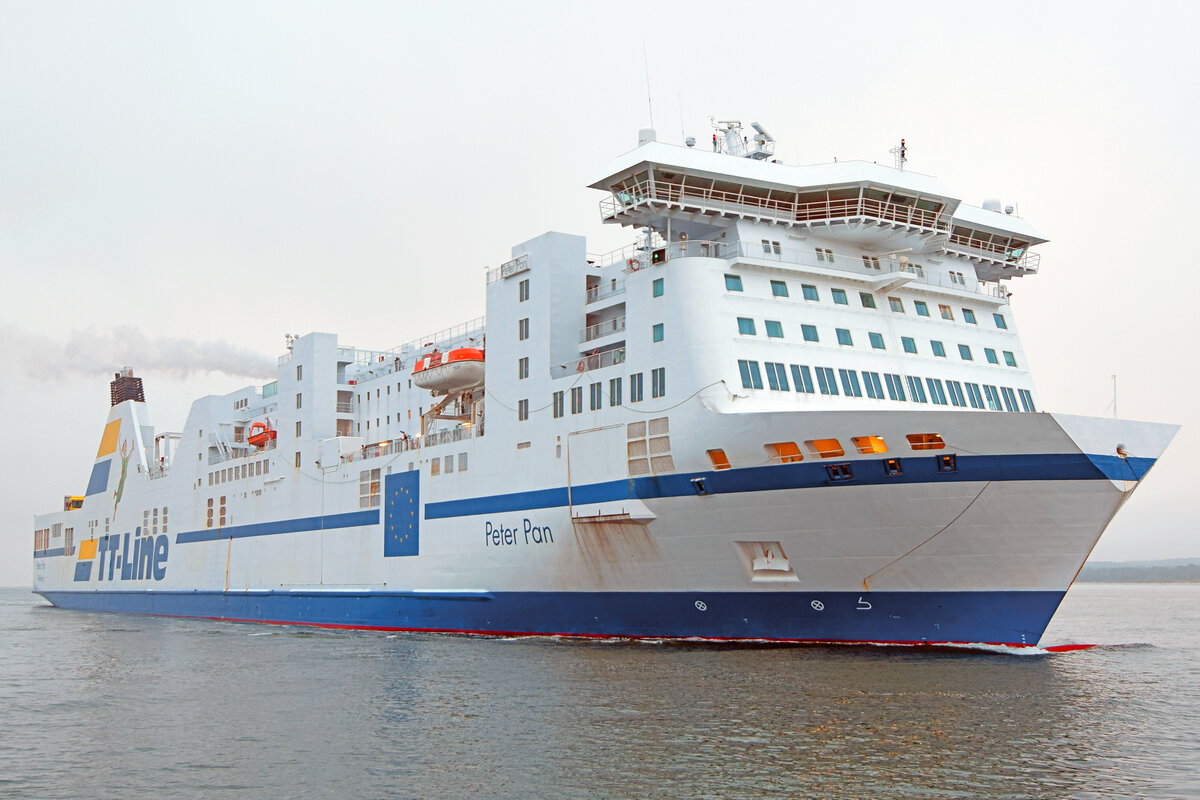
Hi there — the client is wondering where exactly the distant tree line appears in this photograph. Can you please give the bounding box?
[1078,564,1200,583]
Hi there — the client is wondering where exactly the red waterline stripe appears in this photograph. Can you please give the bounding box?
[80,606,1052,649]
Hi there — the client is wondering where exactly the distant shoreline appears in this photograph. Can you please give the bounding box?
[1077,561,1200,584]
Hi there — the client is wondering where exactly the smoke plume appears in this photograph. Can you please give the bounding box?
[1,324,275,381]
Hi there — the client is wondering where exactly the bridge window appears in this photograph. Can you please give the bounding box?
[914,301,930,316]
[831,288,848,305]
[770,280,788,297]
[725,274,743,292]
[737,317,756,335]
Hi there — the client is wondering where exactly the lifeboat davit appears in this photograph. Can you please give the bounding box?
[412,347,485,394]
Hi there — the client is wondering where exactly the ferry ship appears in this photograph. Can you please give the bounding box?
[32,122,1178,647]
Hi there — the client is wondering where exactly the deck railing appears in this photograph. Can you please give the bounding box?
[601,179,951,233]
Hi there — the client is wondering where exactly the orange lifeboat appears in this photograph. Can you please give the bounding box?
[248,422,277,448]
[412,347,485,394]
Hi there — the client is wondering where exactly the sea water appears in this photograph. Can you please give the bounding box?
[0,584,1196,799]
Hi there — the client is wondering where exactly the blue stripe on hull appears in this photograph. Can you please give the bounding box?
[37,589,1065,646]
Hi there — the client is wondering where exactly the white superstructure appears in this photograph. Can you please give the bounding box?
[31,123,1178,646]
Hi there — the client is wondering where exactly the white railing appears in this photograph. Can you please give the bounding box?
[601,179,951,233]
[581,317,626,342]
[336,401,354,413]
[550,347,626,378]
[586,280,626,303]
[339,425,483,464]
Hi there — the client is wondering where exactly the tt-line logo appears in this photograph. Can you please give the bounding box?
[75,528,169,582]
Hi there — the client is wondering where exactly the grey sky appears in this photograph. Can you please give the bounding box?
[2,0,1197,587]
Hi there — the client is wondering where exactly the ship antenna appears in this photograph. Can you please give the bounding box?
[642,39,654,129]
[889,138,908,171]
[1112,374,1118,419]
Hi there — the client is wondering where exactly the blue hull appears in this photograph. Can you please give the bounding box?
[38,589,1066,646]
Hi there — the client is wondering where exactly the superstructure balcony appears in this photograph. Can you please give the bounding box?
[600,178,951,237]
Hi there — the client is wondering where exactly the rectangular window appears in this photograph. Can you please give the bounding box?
[939,304,954,321]
[295,393,302,409]
[962,309,977,325]
[761,238,771,253]
[765,320,783,338]
[552,391,564,418]
[914,301,930,317]
[518,399,529,421]
[518,317,529,340]
[965,383,985,409]
[802,284,819,301]
[859,292,877,309]
[862,371,884,399]
[983,384,1003,410]
[518,356,529,379]
[926,378,948,405]
[570,386,583,414]
[791,364,814,393]
[589,382,602,410]
[296,365,302,381]
[770,280,788,297]
[519,278,530,302]
[801,324,819,342]
[889,297,904,313]
[444,454,454,474]
[985,348,999,365]
[816,248,835,263]
[765,362,790,391]
[902,336,917,354]
[958,344,973,361]
[815,367,839,395]
[907,376,928,403]
[430,458,440,476]
[651,367,666,398]
[869,332,885,350]
[609,377,622,406]
[738,360,764,390]
[1018,389,1037,412]
[294,452,301,468]
[993,313,1008,329]
[836,328,853,346]
[737,317,756,335]
[831,288,848,305]
[652,278,664,297]
[295,421,302,437]
[1000,386,1019,411]
[839,369,863,397]
[946,380,966,407]
[630,373,643,402]
[652,323,664,342]
[1003,351,1018,367]
[885,373,906,401]
[359,468,382,508]
[458,452,468,472]
[862,255,881,270]
[725,274,743,292]
[931,340,946,357]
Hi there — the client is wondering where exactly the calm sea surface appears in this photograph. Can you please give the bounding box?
[1,584,1197,800]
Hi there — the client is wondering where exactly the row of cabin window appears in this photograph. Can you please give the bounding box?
[736,359,1036,412]
[428,452,469,476]
[535,368,667,420]
[735,317,1019,367]
[724,274,1008,329]
[208,458,271,485]
[708,432,949,471]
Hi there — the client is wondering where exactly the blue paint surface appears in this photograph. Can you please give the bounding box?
[174,510,379,544]
[37,588,1066,646]
[425,452,1153,520]
[85,459,111,496]
[384,470,420,557]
